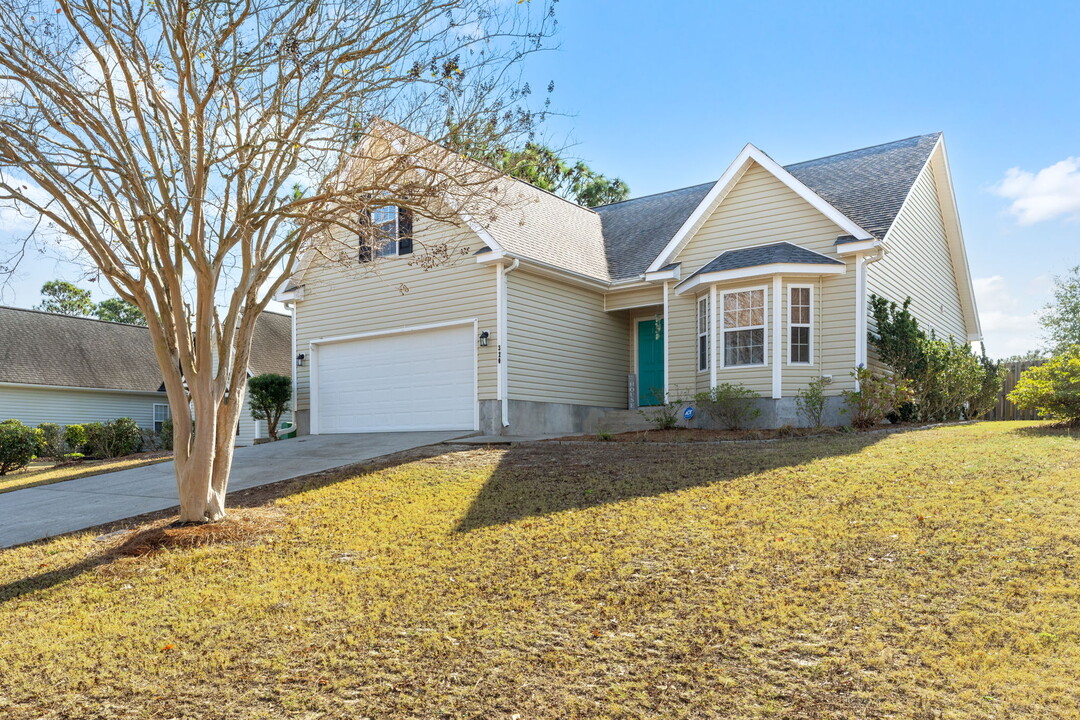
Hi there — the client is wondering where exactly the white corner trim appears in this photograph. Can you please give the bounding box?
[662,281,671,401]
[834,238,882,256]
[674,262,846,295]
[772,276,782,399]
[709,284,718,388]
[497,258,519,427]
[647,143,873,273]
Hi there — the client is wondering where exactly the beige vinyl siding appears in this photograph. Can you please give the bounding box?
[293,218,497,412]
[0,385,165,429]
[667,162,857,396]
[868,164,967,342]
[508,269,629,407]
[604,285,663,311]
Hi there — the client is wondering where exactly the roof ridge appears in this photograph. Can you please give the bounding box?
[593,180,716,210]
[784,132,942,169]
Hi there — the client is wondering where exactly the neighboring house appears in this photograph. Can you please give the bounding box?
[282,132,980,434]
[0,307,293,445]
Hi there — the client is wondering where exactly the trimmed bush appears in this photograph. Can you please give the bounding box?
[0,419,44,476]
[37,422,65,459]
[84,418,144,458]
[64,424,88,453]
[693,383,761,430]
[1008,348,1080,424]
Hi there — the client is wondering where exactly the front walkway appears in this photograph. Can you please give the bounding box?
[0,431,469,548]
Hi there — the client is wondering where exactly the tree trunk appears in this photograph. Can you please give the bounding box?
[173,384,245,523]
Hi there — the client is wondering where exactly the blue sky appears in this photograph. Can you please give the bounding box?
[3,0,1078,357]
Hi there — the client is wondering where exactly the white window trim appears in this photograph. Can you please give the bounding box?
[787,283,814,366]
[720,285,769,369]
[696,295,710,372]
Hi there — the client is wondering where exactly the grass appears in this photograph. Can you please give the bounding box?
[0,453,172,495]
[1,421,1078,718]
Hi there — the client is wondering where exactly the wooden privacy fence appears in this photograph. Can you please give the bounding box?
[987,360,1043,421]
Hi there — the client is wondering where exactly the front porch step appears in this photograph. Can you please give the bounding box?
[595,408,656,434]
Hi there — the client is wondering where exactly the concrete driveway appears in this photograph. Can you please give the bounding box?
[0,431,468,548]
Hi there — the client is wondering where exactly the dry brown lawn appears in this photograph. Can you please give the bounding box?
[0,421,1077,719]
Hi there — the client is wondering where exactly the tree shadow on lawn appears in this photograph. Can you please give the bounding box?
[455,432,888,532]
[0,444,455,605]
[1007,423,1079,440]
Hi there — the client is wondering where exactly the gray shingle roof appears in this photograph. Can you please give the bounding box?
[0,306,291,392]
[683,242,843,282]
[786,133,941,239]
[584,133,940,282]
[593,182,714,281]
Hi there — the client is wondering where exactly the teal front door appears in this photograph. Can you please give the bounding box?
[637,319,665,407]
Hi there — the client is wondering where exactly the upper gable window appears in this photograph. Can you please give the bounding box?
[359,206,414,262]
[721,288,766,367]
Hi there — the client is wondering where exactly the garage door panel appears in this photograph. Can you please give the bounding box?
[314,324,475,433]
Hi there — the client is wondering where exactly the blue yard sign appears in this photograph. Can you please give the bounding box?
[683,407,695,420]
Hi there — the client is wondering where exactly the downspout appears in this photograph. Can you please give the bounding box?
[497,258,519,428]
[854,250,885,387]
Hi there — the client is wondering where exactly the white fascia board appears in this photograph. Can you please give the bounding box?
[924,136,983,342]
[510,256,610,291]
[674,262,846,296]
[475,249,508,264]
[834,239,882,255]
[647,144,873,273]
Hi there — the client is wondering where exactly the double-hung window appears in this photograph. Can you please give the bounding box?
[153,403,171,433]
[359,205,414,262]
[697,296,710,371]
[789,286,812,364]
[722,288,766,367]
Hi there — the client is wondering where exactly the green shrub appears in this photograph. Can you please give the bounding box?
[795,376,832,428]
[638,395,682,431]
[1008,348,1080,423]
[36,422,65,458]
[248,373,292,441]
[693,383,761,430]
[842,367,913,429]
[64,424,88,453]
[597,430,614,441]
[84,418,144,458]
[0,419,44,476]
[159,417,174,451]
[869,295,1004,421]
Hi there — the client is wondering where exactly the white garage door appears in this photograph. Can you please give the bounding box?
[313,324,476,433]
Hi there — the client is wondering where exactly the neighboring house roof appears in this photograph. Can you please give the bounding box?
[0,306,291,392]
[685,242,844,280]
[785,133,942,240]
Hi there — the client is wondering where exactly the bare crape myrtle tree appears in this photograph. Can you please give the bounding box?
[0,0,556,522]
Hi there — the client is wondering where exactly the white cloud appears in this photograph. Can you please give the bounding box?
[972,275,1047,357]
[993,157,1080,225]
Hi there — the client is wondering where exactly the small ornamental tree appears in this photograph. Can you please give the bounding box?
[1008,347,1080,424]
[248,374,292,441]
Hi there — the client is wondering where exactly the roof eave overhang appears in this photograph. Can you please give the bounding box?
[646,144,874,273]
[478,250,610,291]
[674,262,846,296]
[834,238,882,255]
[644,265,681,282]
